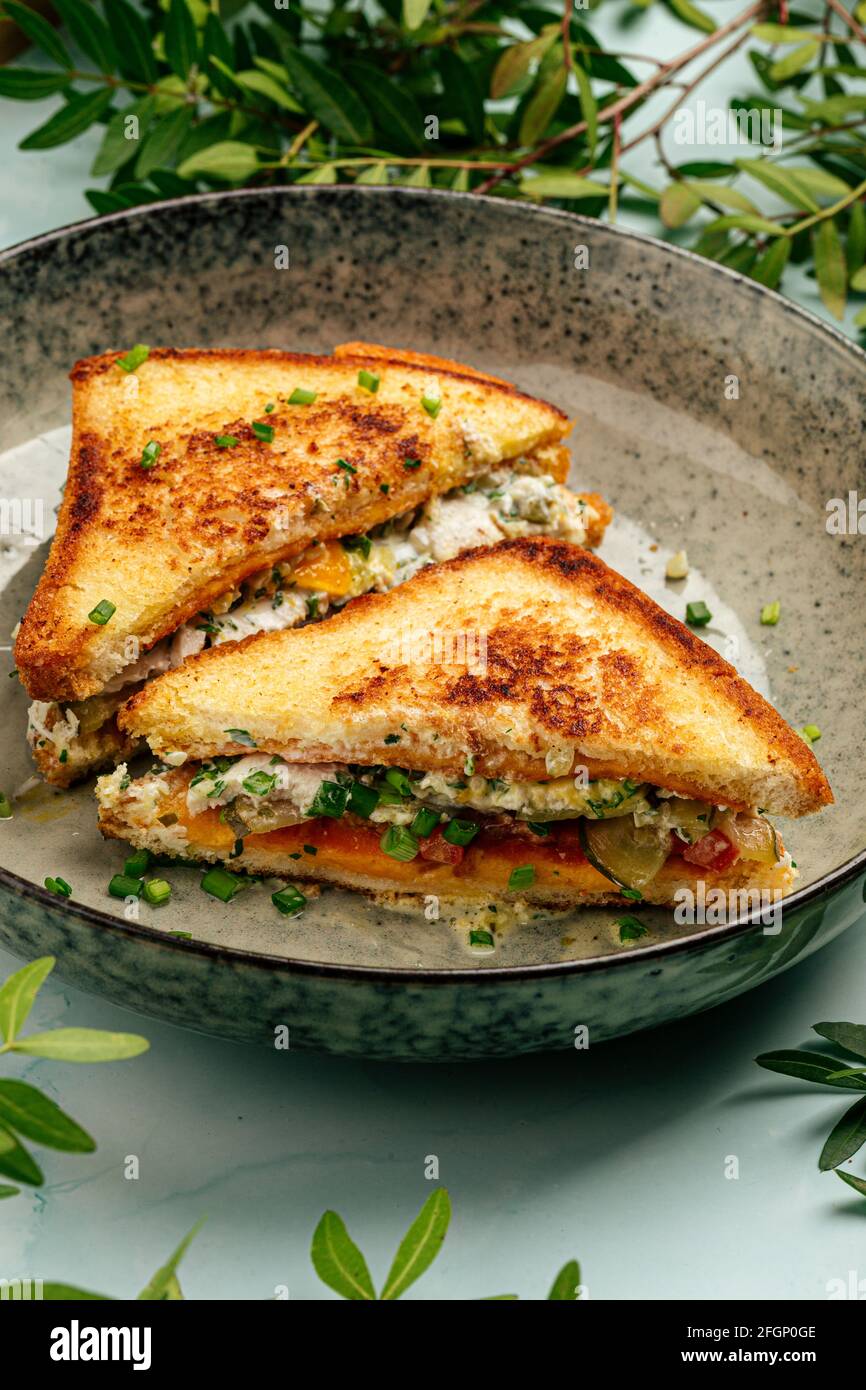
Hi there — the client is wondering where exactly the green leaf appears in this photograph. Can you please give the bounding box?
[750,235,791,288]
[91,97,156,177]
[573,62,597,161]
[203,11,236,99]
[3,1,73,66]
[311,1210,376,1300]
[520,170,607,200]
[548,1258,582,1300]
[356,161,389,185]
[687,181,759,214]
[735,159,819,212]
[165,0,199,80]
[52,0,117,73]
[41,1282,113,1300]
[0,1123,43,1185]
[232,68,302,112]
[0,69,70,101]
[0,1080,95,1153]
[137,1218,203,1300]
[295,162,337,184]
[86,189,132,214]
[0,957,54,1044]
[13,1027,149,1063]
[519,64,567,147]
[660,182,702,228]
[814,219,847,321]
[814,1022,866,1060]
[0,1184,20,1199]
[851,265,866,291]
[665,0,716,33]
[790,166,853,203]
[769,40,819,85]
[751,23,821,44]
[818,1096,866,1171]
[403,0,433,30]
[703,213,788,237]
[847,204,866,280]
[490,30,559,100]
[19,88,113,151]
[836,1169,866,1198]
[135,106,194,179]
[345,61,424,153]
[380,1189,451,1300]
[403,164,430,187]
[439,49,485,145]
[281,48,373,145]
[755,1049,866,1090]
[103,0,157,85]
[177,140,259,181]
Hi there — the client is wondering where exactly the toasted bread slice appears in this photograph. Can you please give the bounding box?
[15,346,573,704]
[120,537,831,818]
[96,762,795,908]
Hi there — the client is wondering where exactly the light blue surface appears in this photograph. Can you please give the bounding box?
[2,11,865,1300]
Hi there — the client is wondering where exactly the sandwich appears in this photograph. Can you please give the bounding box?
[95,537,832,910]
[15,343,610,787]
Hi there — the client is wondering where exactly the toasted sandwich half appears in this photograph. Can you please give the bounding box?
[15,343,611,787]
[95,538,831,911]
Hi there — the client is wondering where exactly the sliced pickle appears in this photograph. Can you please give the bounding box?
[581,781,650,820]
[666,798,713,845]
[579,817,670,891]
[714,811,780,864]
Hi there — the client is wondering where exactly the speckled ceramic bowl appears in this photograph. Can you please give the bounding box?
[0,188,863,1060]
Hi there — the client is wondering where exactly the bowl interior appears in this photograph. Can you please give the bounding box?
[0,188,862,971]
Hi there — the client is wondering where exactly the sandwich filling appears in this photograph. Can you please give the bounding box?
[97,754,787,902]
[29,464,605,780]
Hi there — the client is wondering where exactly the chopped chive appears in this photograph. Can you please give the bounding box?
[242,770,277,797]
[143,878,172,906]
[411,807,440,838]
[307,780,349,819]
[200,867,243,902]
[760,600,781,626]
[140,440,161,469]
[527,821,549,837]
[348,781,379,818]
[215,434,239,448]
[88,599,116,626]
[288,388,317,405]
[264,401,275,413]
[621,887,643,901]
[421,395,441,417]
[443,818,479,847]
[224,728,256,747]
[336,457,357,475]
[403,457,422,469]
[380,483,390,494]
[380,825,420,861]
[45,876,72,897]
[0,793,11,818]
[618,915,649,943]
[358,369,379,393]
[469,929,494,950]
[685,600,712,627]
[170,930,192,939]
[124,848,151,878]
[272,885,307,917]
[117,343,149,373]
[306,596,320,619]
[252,420,275,443]
[801,724,822,742]
[108,873,143,899]
[507,865,535,892]
[384,733,400,745]
[303,844,318,856]
[341,533,372,559]
[384,767,413,798]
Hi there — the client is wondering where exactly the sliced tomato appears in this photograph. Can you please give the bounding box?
[681,829,740,873]
[419,830,465,866]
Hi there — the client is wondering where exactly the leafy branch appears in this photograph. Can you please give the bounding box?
[0,0,864,322]
[0,956,148,1198]
[757,1020,866,1197]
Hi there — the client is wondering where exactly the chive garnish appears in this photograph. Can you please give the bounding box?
[224,728,256,747]
[760,600,781,626]
[348,781,379,819]
[358,369,380,393]
[124,848,151,878]
[685,601,712,627]
[242,770,277,797]
[617,915,649,943]
[507,865,535,892]
[384,768,413,798]
[108,874,143,899]
[143,879,172,906]
[341,534,372,559]
[45,876,72,897]
[117,343,150,373]
[443,819,479,847]
[288,388,317,405]
[0,793,12,818]
[336,458,357,474]
[380,483,390,494]
[621,887,643,901]
[140,440,161,469]
[303,844,318,856]
[421,395,441,417]
[307,780,349,819]
[88,599,116,626]
[272,885,307,917]
[201,867,244,902]
[252,421,275,443]
[411,807,440,838]
[801,724,822,742]
[469,929,494,950]
[215,434,239,448]
[380,825,420,862]
[527,822,550,837]
[403,457,422,469]
[264,402,275,413]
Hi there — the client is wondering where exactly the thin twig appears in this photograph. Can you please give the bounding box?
[826,0,866,45]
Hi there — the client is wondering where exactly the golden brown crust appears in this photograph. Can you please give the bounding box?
[333,341,514,385]
[15,347,572,702]
[119,537,832,817]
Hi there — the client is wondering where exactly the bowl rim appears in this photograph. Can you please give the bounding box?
[1,183,863,984]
